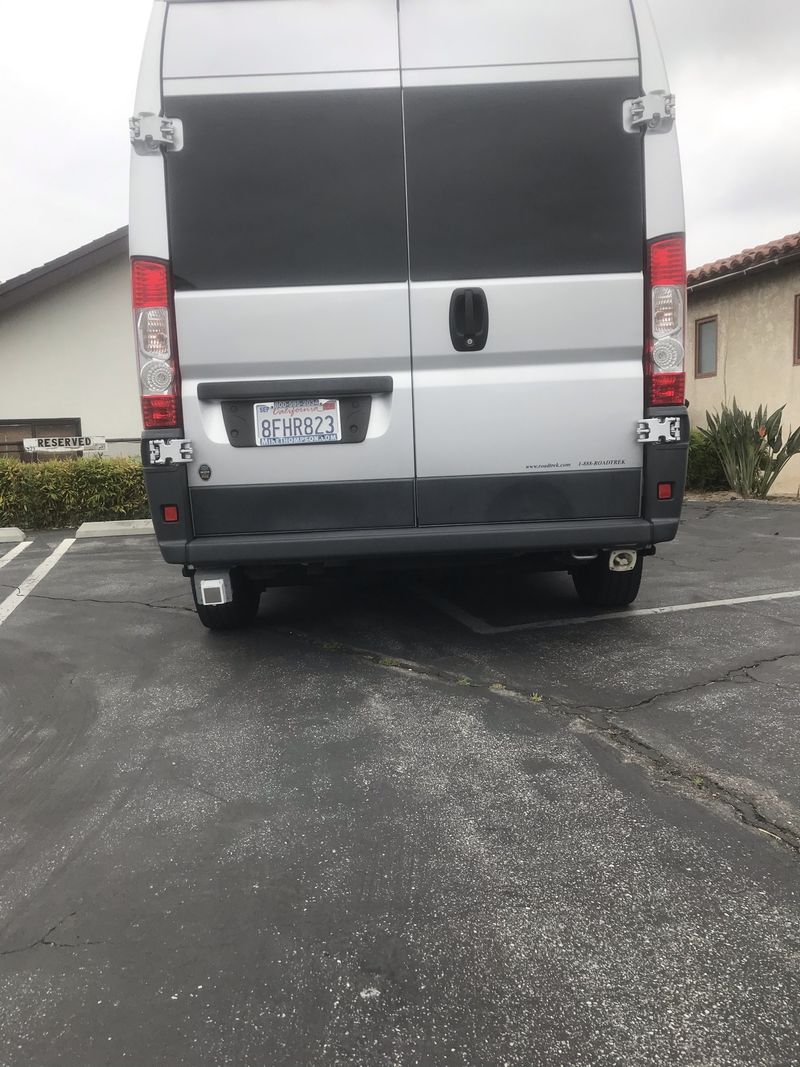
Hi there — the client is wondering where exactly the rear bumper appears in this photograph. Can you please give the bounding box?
[156,516,677,567]
[143,410,688,568]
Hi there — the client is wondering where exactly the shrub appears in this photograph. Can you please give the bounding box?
[0,456,149,529]
[699,402,800,499]
[686,429,728,492]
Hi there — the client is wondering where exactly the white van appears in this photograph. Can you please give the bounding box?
[130,0,688,630]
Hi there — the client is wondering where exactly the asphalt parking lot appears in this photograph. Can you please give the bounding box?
[1,501,799,1066]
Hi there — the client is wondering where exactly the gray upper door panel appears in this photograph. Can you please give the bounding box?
[399,0,639,70]
[163,0,401,79]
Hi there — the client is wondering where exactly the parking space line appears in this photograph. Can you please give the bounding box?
[0,539,76,628]
[420,587,800,635]
[0,541,33,571]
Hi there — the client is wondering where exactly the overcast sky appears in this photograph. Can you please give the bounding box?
[1,0,799,281]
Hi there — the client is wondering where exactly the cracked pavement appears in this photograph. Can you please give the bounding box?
[0,501,799,1065]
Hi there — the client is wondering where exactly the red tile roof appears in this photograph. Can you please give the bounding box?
[688,231,800,287]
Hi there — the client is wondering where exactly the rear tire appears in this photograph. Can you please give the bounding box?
[571,554,643,609]
[191,571,261,631]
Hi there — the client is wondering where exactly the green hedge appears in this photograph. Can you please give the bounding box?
[686,429,728,492]
[0,436,732,528]
[0,457,149,529]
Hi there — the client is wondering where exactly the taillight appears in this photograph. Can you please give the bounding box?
[645,236,686,407]
[131,258,182,430]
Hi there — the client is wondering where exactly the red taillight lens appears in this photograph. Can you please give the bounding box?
[646,235,686,407]
[650,373,685,406]
[132,260,169,308]
[162,505,180,523]
[649,238,686,287]
[142,395,180,428]
[657,482,674,501]
[131,258,182,430]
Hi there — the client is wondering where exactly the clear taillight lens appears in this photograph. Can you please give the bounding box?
[131,259,181,430]
[137,307,170,357]
[646,236,686,407]
[140,358,175,393]
[652,286,684,338]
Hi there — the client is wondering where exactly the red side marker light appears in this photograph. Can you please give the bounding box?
[657,483,674,501]
[162,505,180,523]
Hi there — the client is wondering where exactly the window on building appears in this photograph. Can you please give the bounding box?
[695,316,718,378]
[0,420,82,461]
[794,295,800,366]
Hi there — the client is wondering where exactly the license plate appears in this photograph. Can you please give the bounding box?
[254,399,342,447]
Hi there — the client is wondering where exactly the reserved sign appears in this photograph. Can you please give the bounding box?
[23,436,107,453]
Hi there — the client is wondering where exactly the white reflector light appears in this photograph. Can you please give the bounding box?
[652,337,685,372]
[140,359,175,394]
[652,286,684,339]
[137,307,170,357]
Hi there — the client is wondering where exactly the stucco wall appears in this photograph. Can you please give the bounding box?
[0,254,140,453]
[686,263,800,496]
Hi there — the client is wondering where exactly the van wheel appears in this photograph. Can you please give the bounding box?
[190,572,261,631]
[572,554,643,609]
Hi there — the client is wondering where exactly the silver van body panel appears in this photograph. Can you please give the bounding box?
[163,0,401,79]
[409,274,644,479]
[129,1,168,260]
[401,60,640,89]
[630,0,685,239]
[176,286,415,488]
[164,71,401,97]
[398,0,639,68]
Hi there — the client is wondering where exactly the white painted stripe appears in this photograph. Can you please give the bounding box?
[420,587,800,635]
[402,59,640,88]
[0,539,75,628]
[0,541,32,571]
[164,70,400,96]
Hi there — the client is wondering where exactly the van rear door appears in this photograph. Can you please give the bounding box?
[399,0,647,526]
[161,0,415,538]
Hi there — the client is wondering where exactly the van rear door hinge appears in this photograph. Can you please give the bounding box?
[129,113,184,154]
[637,417,682,444]
[146,439,193,466]
[623,91,676,134]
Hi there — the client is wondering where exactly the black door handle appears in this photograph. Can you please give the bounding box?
[450,288,489,352]
[464,289,475,337]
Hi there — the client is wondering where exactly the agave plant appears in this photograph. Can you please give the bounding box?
[699,401,800,499]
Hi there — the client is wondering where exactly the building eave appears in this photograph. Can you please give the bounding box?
[687,231,800,292]
[0,227,129,316]
[688,250,800,295]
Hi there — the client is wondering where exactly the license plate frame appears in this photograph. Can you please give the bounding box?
[254,398,342,447]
